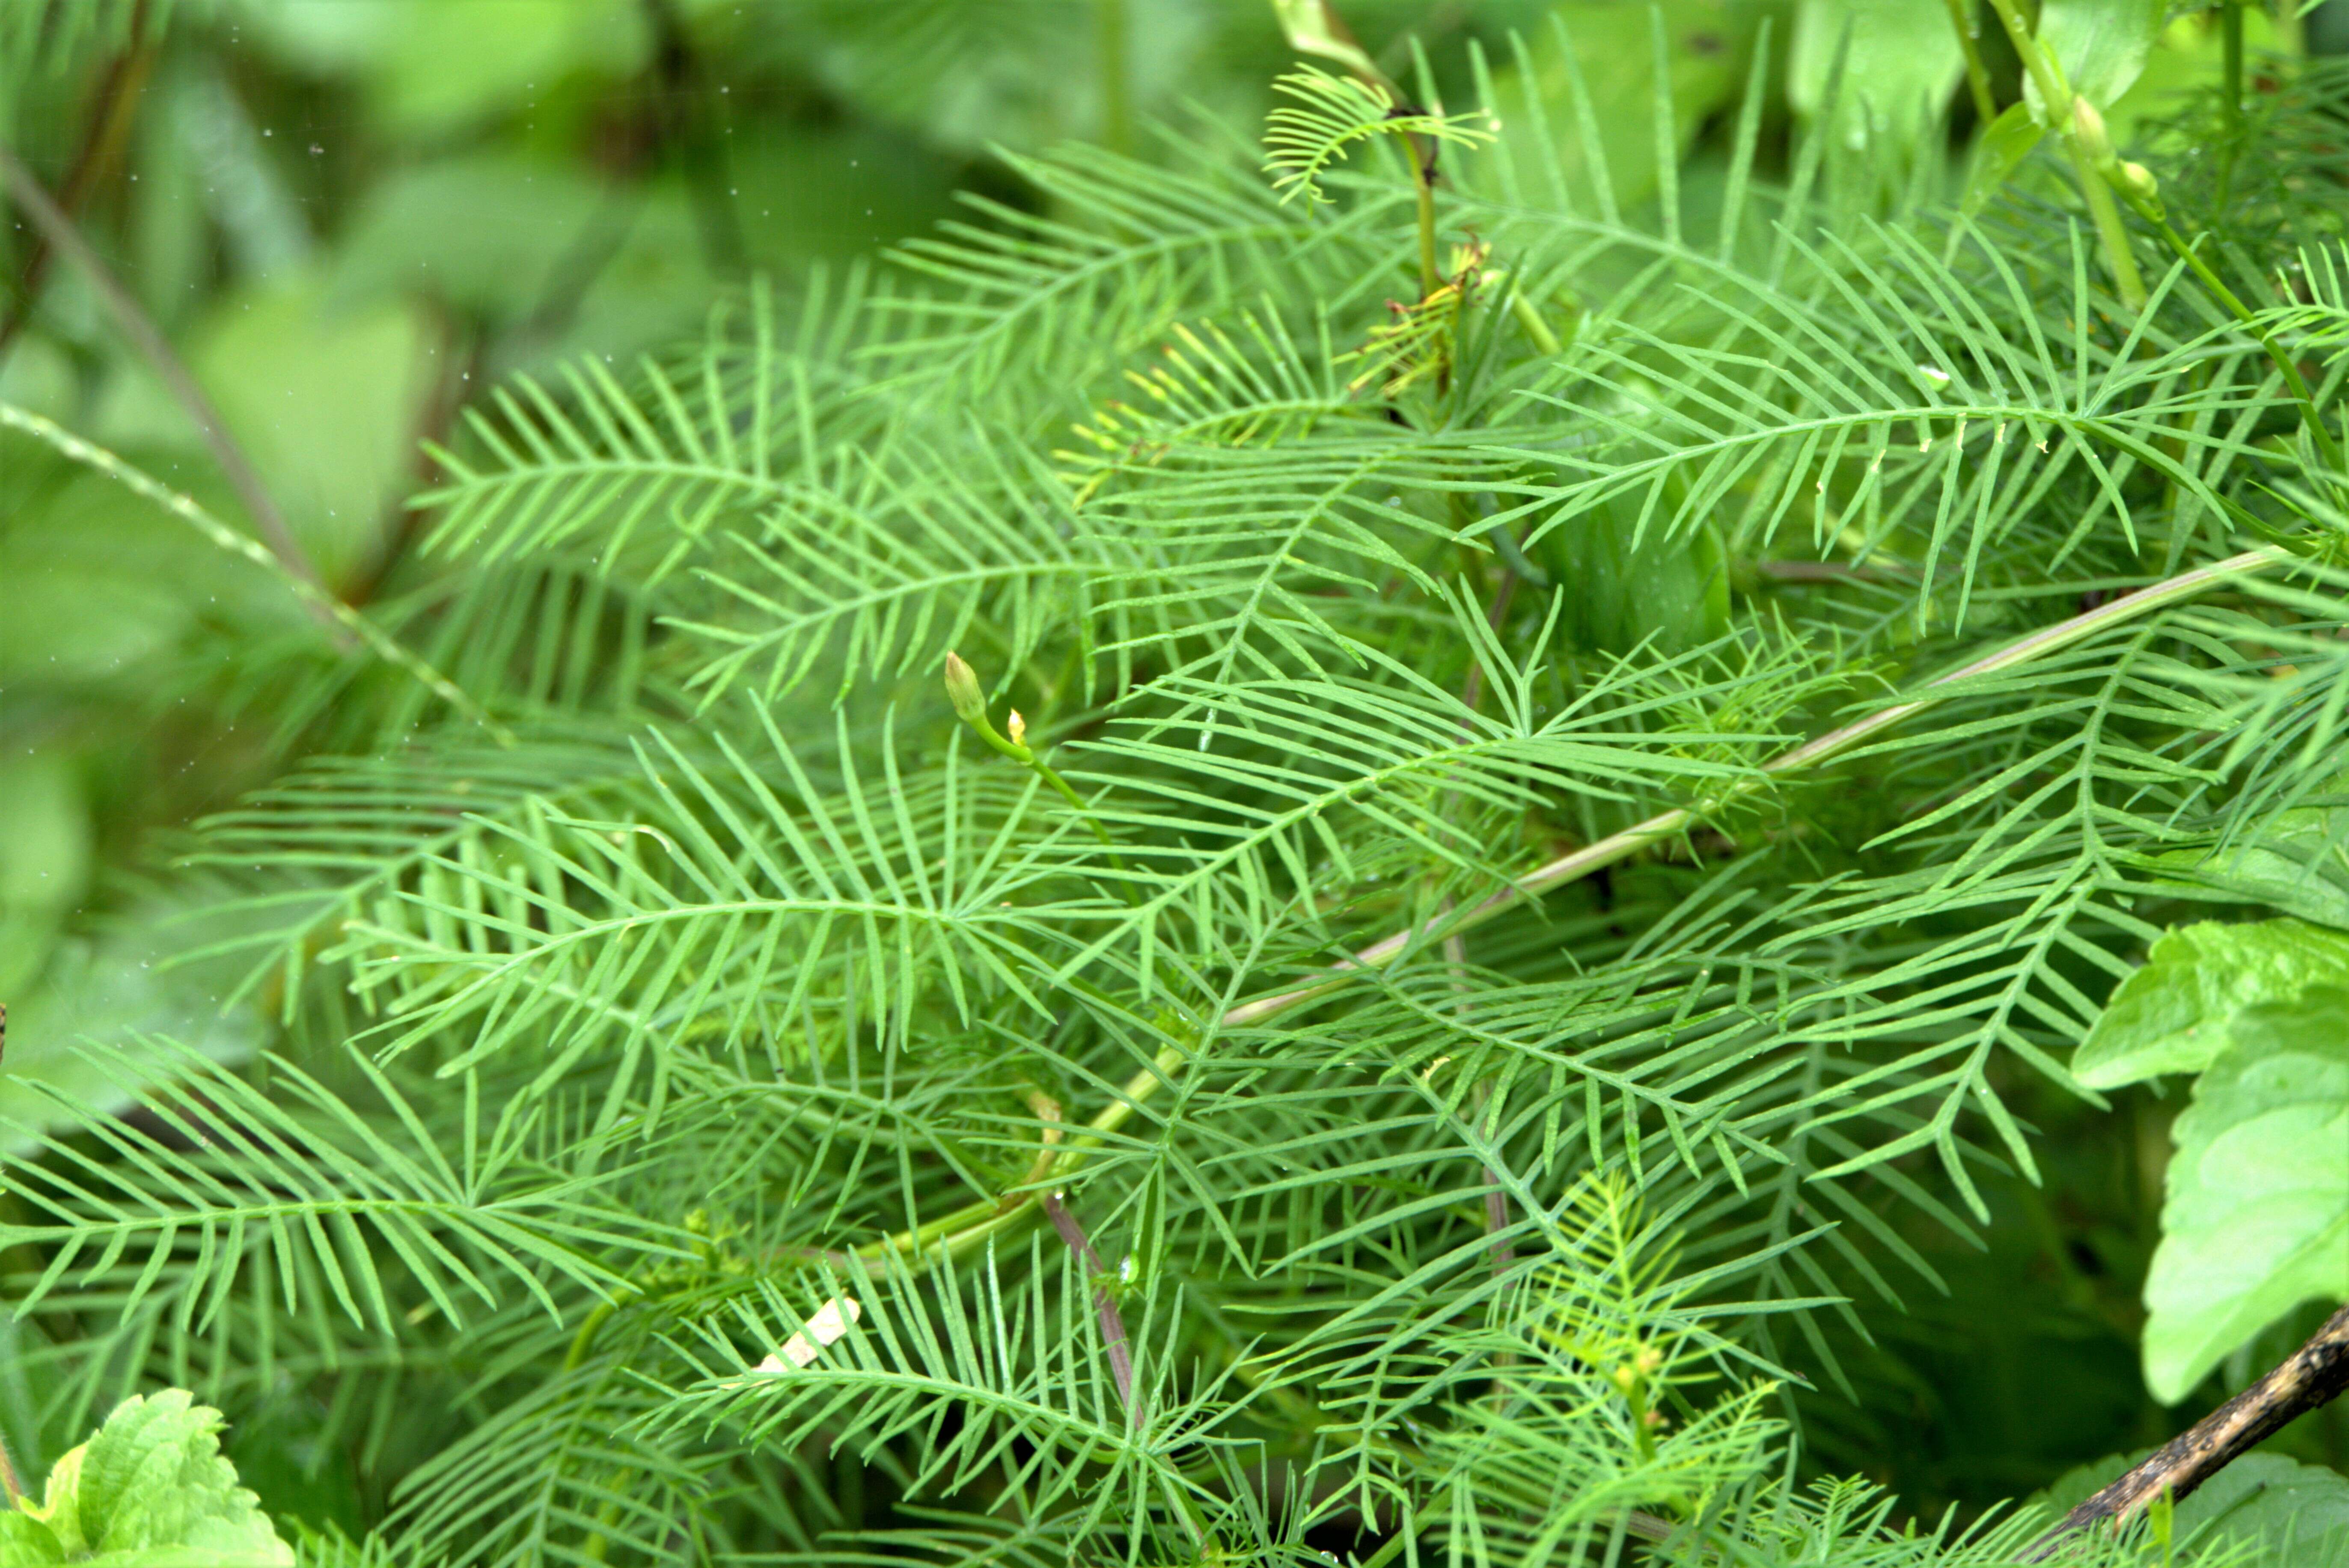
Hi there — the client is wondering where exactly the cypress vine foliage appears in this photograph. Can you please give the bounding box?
[4,20,2349,1568]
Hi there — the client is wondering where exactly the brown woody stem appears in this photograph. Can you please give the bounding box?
[2031,1304,2349,1553]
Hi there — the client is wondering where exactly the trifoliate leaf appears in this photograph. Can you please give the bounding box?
[2071,918,2349,1090]
[0,1390,294,1566]
[2142,995,2349,1402]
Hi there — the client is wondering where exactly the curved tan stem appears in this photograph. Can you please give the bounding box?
[841,549,2282,1273]
[1223,550,2276,1032]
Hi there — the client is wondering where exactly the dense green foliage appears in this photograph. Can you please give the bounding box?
[5,0,2349,1563]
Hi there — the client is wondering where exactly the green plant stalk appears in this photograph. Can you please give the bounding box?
[1414,148,1439,301]
[2124,203,2348,478]
[1004,732,1127,870]
[0,142,341,628]
[1943,0,1999,126]
[843,548,2278,1274]
[1095,0,1131,156]
[2216,0,2242,204]
[2067,134,2150,312]
[1509,288,1562,356]
[948,655,1127,867]
[1978,0,2148,311]
[2222,0,2243,134]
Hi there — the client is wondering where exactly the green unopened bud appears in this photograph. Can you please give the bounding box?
[2114,159,2163,217]
[2071,96,2115,170]
[943,651,986,724]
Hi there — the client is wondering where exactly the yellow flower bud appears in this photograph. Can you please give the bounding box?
[1007,709,1027,747]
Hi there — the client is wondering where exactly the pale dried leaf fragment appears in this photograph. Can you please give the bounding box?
[755,1296,862,1373]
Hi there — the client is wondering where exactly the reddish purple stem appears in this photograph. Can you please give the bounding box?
[1482,1178,1514,1272]
[1043,1192,1138,1425]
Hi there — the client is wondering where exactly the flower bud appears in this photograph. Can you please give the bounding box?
[1007,709,1027,747]
[2071,96,2114,170]
[2114,160,2162,217]
[943,652,986,724]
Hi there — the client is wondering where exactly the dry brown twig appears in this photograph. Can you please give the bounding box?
[2030,1304,2349,1556]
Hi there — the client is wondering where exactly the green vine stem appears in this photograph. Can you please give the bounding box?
[1222,547,2277,1028]
[1094,0,1131,157]
[1413,133,1440,301]
[0,143,330,615]
[2118,200,2348,480]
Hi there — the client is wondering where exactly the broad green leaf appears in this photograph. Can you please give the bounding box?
[0,885,267,1151]
[1960,102,2047,218]
[0,334,75,422]
[776,0,1210,157]
[86,280,437,587]
[192,281,436,585]
[328,154,607,326]
[2031,0,2166,113]
[0,749,90,997]
[0,1390,294,1566]
[2071,918,2349,1089]
[364,0,646,135]
[2174,1453,2349,1564]
[1269,0,1387,88]
[1488,0,1753,220]
[2037,1449,2349,1562]
[2102,5,2295,149]
[2166,775,2349,932]
[2142,995,2349,1402]
[1788,0,1963,153]
[1535,495,1730,657]
[0,459,289,691]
